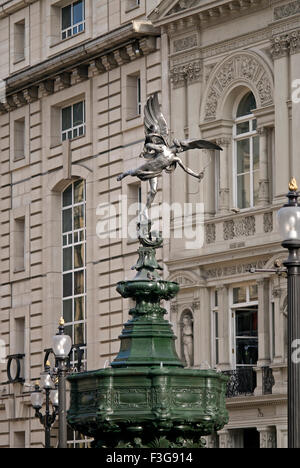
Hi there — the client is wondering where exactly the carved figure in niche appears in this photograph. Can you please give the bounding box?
[181,311,194,368]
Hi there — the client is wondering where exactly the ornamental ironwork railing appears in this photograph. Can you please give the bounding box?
[223,367,257,398]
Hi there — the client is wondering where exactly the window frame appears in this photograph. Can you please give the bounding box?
[61,0,85,41]
[230,284,258,370]
[62,180,87,368]
[61,100,86,142]
[211,289,220,367]
[233,93,259,211]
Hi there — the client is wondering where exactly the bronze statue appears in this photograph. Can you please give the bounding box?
[117,93,222,219]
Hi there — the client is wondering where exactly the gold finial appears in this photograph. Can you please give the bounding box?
[289,177,298,192]
[46,360,51,367]
[59,317,65,326]
[35,380,40,387]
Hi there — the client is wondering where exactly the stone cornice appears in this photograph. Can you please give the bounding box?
[150,0,270,30]
[0,0,37,18]
[0,21,159,113]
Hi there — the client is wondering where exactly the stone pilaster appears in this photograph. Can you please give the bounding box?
[257,426,277,448]
[257,127,269,206]
[216,137,231,213]
[218,429,234,448]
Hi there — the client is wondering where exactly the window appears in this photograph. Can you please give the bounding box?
[62,0,85,40]
[127,183,142,240]
[211,290,220,366]
[126,0,141,11]
[62,101,85,141]
[234,92,259,209]
[231,284,258,368]
[126,74,142,119]
[62,180,87,366]
[14,217,25,272]
[14,432,25,448]
[14,20,25,62]
[14,117,25,160]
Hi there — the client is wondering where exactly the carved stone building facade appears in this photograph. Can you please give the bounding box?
[0,0,298,448]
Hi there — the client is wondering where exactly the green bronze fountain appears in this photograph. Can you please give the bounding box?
[67,95,228,448]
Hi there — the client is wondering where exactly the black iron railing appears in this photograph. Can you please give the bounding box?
[223,367,257,398]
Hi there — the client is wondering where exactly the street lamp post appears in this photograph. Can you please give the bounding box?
[30,363,59,449]
[277,178,300,448]
[52,318,72,449]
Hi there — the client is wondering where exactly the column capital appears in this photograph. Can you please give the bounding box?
[271,34,290,59]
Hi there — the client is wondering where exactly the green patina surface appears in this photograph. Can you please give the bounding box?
[68,223,229,448]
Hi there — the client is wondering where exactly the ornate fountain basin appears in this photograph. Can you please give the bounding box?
[68,366,228,448]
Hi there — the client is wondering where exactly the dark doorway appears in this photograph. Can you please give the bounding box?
[243,428,260,448]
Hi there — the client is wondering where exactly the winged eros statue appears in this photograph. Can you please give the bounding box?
[117,93,222,220]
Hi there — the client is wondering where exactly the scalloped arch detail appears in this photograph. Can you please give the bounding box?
[203,51,274,121]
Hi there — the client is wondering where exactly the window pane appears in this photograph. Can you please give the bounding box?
[74,244,84,269]
[236,307,258,337]
[73,102,84,127]
[63,185,72,207]
[62,106,72,131]
[236,92,257,118]
[73,0,84,25]
[74,271,84,295]
[237,139,250,174]
[63,273,73,298]
[63,247,72,272]
[215,290,218,308]
[252,119,257,131]
[237,173,250,209]
[249,284,258,301]
[74,323,84,345]
[253,136,260,171]
[64,325,73,341]
[236,121,250,135]
[74,205,84,230]
[63,299,73,323]
[74,297,84,322]
[236,338,258,365]
[74,180,84,204]
[233,286,247,304]
[63,208,72,233]
[62,5,72,30]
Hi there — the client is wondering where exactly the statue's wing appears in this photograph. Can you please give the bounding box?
[175,139,223,152]
[144,93,168,139]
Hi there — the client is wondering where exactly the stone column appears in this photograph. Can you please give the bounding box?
[216,137,231,214]
[271,286,288,395]
[218,429,234,448]
[257,127,269,206]
[257,426,277,448]
[216,285,231,371]
[271,34,291,198]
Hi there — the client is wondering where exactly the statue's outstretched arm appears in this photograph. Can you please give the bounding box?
[174,157,204,180]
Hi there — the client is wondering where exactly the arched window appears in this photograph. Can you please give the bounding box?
[234,92,259,209]
[62,179,87,366]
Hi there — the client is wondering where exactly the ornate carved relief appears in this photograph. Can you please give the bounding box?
[166,0,200,17]
[274,1,300,21]
[170,59,202,88]
[271,30,300,58]
[205,259,267,279]
[205,223,216,244]
[223,216,256,241]
[204,53,273,121]
[263,212,273,233]
[173,34,198,52]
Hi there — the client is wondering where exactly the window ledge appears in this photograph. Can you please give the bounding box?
[126,114,142,122]
[125,5,140,14]
[13,57,25,65]
[50,30,85,49]
[14,267,25,274]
